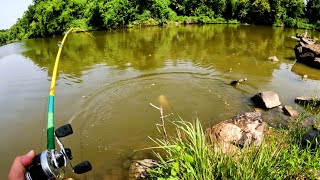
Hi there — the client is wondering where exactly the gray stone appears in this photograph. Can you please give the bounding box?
[268,56,279,62]
[252,91,281,109]
[206,111,265,153]
[128,159,158,180]
[283,105,299,117]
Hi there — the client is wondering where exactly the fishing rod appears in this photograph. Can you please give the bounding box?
[25,28,92,179]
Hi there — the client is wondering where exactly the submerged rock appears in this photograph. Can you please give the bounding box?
[252,91,281,109]
[128,159,158,180]
[282,105,299,117]
[268,56,279,62]
[230,78,247,85]
[295,96,320,107]
[206,111,265,153]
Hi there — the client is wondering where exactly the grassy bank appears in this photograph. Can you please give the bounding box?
[146,112,320,180]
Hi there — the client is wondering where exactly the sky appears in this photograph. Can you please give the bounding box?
[0,0,32,29]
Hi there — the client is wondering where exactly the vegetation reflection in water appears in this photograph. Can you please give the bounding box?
[13,25,320,179]
[22,25,319,79]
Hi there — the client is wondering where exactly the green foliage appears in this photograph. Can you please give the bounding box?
[193,4,215,18]
[235,0,250,22]
[249,0,271,24]
[99,0,138,28]
[306,0,320,24]
[315,21,320,30]
[150,0,172,23]
[147,114,320,179]
[1,0,320,46]
[0,30,9,46]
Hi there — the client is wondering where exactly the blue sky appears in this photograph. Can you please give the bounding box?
[0,0,32,29]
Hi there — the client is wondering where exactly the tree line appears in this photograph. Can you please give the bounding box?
[1,0,320,46]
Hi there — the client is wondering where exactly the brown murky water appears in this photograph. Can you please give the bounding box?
[1,25,320,179]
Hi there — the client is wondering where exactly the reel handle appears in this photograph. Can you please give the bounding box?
[74,161,93,174]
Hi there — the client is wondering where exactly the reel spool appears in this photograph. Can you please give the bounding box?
[25,124,92,179]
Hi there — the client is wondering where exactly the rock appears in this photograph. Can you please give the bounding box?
[230,78,247,85]
[282,105,299,117]
[301,126,320,150]
[268,56,279,62]
[125,63,132,67]
[252,91,281,109]
[302,75,308,80]
[206,111,265,153]
[277,105,284,113]
[254,108,263,113]
[128,159,158,180]
[295,96,320,107]
[294,42,320,69]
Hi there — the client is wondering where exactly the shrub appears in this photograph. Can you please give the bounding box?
[99,0,138,28]
[150,0,172,23]
[315,21,320,30]
[284,17,297,27]
[67,19,88,29]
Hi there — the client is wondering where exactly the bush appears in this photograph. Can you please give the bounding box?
[67,19,88,29]
[273,19,284,27]
[150,0,172,23]
[99,0,138,28]
[315,21,320,30]
[213,17,227,24]
[193,4,215,18]
[296,18,314,29]
[284,17,297,27]
[227,19,240,24]
[0,31,9,46]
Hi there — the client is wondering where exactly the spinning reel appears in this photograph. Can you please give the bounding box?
[25,124,92,179]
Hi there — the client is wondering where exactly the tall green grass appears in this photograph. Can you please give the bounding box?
[147,113,320,180]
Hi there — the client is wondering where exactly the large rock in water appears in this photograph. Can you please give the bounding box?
[206,111,265,153]
[294,40,320,69]
[252,91,281,109]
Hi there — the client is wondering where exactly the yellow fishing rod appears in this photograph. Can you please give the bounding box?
[47,28,74,149]
[25,28,92,180]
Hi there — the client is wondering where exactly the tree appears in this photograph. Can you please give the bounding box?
[248,0,271,24]
[99,0,139,28]
[224,0,238,19]
[306,0,320,23]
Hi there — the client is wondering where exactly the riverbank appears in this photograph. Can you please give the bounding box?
[128,37,320,179]
[130,94,320,179]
